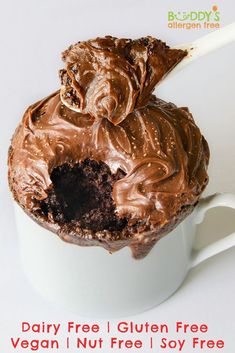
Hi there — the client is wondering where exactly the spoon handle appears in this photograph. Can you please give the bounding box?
[165,22,235,80]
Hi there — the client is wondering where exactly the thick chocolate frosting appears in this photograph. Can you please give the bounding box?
[8,36,209,258]
[60,36,187,124]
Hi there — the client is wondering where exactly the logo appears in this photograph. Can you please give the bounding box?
[168,5,221,30]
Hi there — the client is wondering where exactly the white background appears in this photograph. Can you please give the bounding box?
[1,0,235,352]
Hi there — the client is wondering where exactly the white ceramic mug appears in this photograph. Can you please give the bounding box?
[14,193,235,317]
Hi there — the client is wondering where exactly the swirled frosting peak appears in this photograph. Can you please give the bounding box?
[8,92,209,258]
[59,36,187,125]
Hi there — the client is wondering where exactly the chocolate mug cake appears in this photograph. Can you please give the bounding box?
[8,36,209,259]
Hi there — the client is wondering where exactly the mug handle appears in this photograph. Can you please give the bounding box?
[190,193,235,268]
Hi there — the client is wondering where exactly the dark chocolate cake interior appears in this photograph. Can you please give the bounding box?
[40,159,128,232]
